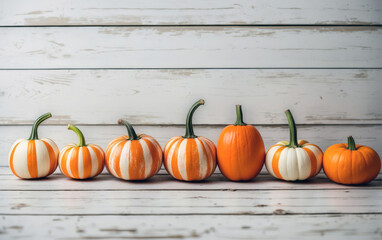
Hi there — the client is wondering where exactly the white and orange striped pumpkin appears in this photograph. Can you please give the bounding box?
[164,99,217,181]
[59,124,105,179]
[9,113,59,179]
[265,110,323,181]
[105,119,163,180]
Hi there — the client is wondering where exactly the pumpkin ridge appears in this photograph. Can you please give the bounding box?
[82,147,92,179]
[271,146,285,179]
[9,142,22,178]
[357,149,371,183]
[41,139,57,175]
[27,140,38,178]
[171,138,184,180]
[304,146,317,179]
[196,138,210,179]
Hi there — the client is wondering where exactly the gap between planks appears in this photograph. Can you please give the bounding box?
[1,67,382,70]
[1,24,382,28]
[1,212,382,216]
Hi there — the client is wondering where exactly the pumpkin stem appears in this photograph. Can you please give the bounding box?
[234,105,246,126]
[118,119,140,140]
[285,109,300,148]
[28,112,52,140]
[68,124,87,147]
[183,99,204,138]
[347,136,357,150]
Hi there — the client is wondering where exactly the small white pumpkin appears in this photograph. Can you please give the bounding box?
[9,113,59,179]
[265,110,323,181]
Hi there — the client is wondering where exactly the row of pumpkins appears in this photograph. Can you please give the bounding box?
[9,99,381,185]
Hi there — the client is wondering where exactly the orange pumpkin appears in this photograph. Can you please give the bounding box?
[217,105,265,181]
[323,136,381,184]
[59,124,105,179]
[105,119,163,180]
[164,99,217,181]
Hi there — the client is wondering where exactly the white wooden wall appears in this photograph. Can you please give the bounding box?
[1,0,381,167]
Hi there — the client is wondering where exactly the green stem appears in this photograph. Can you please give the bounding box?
[118,119,140,140]
[285,109,299,148]
[183,99,205,138]
[347,136,357,150]
[68,124,87,147]
[28,112,52,140]
[234,105,246,126]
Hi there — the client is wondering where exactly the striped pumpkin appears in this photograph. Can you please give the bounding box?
[105,119,163,180]
[164,99,217,181]
[9,113,59,179]
[59,124,105,179]
[265,110,323,181]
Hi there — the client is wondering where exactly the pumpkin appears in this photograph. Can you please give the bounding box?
[59,124,104,179]
[323,136,381,184]
[105,119,163,180]
[217,105,265,181]
[164,99,217,181]
[265,110,323,181]
[9,112,59,179]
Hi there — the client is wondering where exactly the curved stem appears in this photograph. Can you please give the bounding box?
[183,99,205,138]
[347,136,357,150]
[285,109,299,148]
[68,124,87,147]
[118,119,140,140]
[234,105,246,126]
[28,112,52,140]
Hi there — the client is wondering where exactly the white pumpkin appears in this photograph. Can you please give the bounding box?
[265,110,323,181]
[9,113,59,179]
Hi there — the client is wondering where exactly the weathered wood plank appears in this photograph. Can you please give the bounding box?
[0,215,381,239]
[0,125,381,166]
[1,189,382,215]
[0,168,381,190]
[1,0,381,26]
[0,69,381,125]
[1,27,381,68]
[1,167,381,180]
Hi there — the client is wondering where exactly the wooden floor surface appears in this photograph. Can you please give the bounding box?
[1,166,381,239]
[1,1,381,239]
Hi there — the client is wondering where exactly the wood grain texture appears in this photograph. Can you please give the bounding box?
[1,167,381,191]
[1,27,381,68]
[1,1,381,239]
[1,189,382,215]
[1,125,381,166]
[1,69,381,125]
[1,0,381,26]
[1,215,380,239]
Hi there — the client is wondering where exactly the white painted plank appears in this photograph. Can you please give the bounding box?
[0,168,381,190]
[0,69,381,125]
[1,189,382,215]
[0,215,381,239]
[1,27,381,68]
[1,0,381,26]
[0,125,381,166]
[2,167,380,180]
